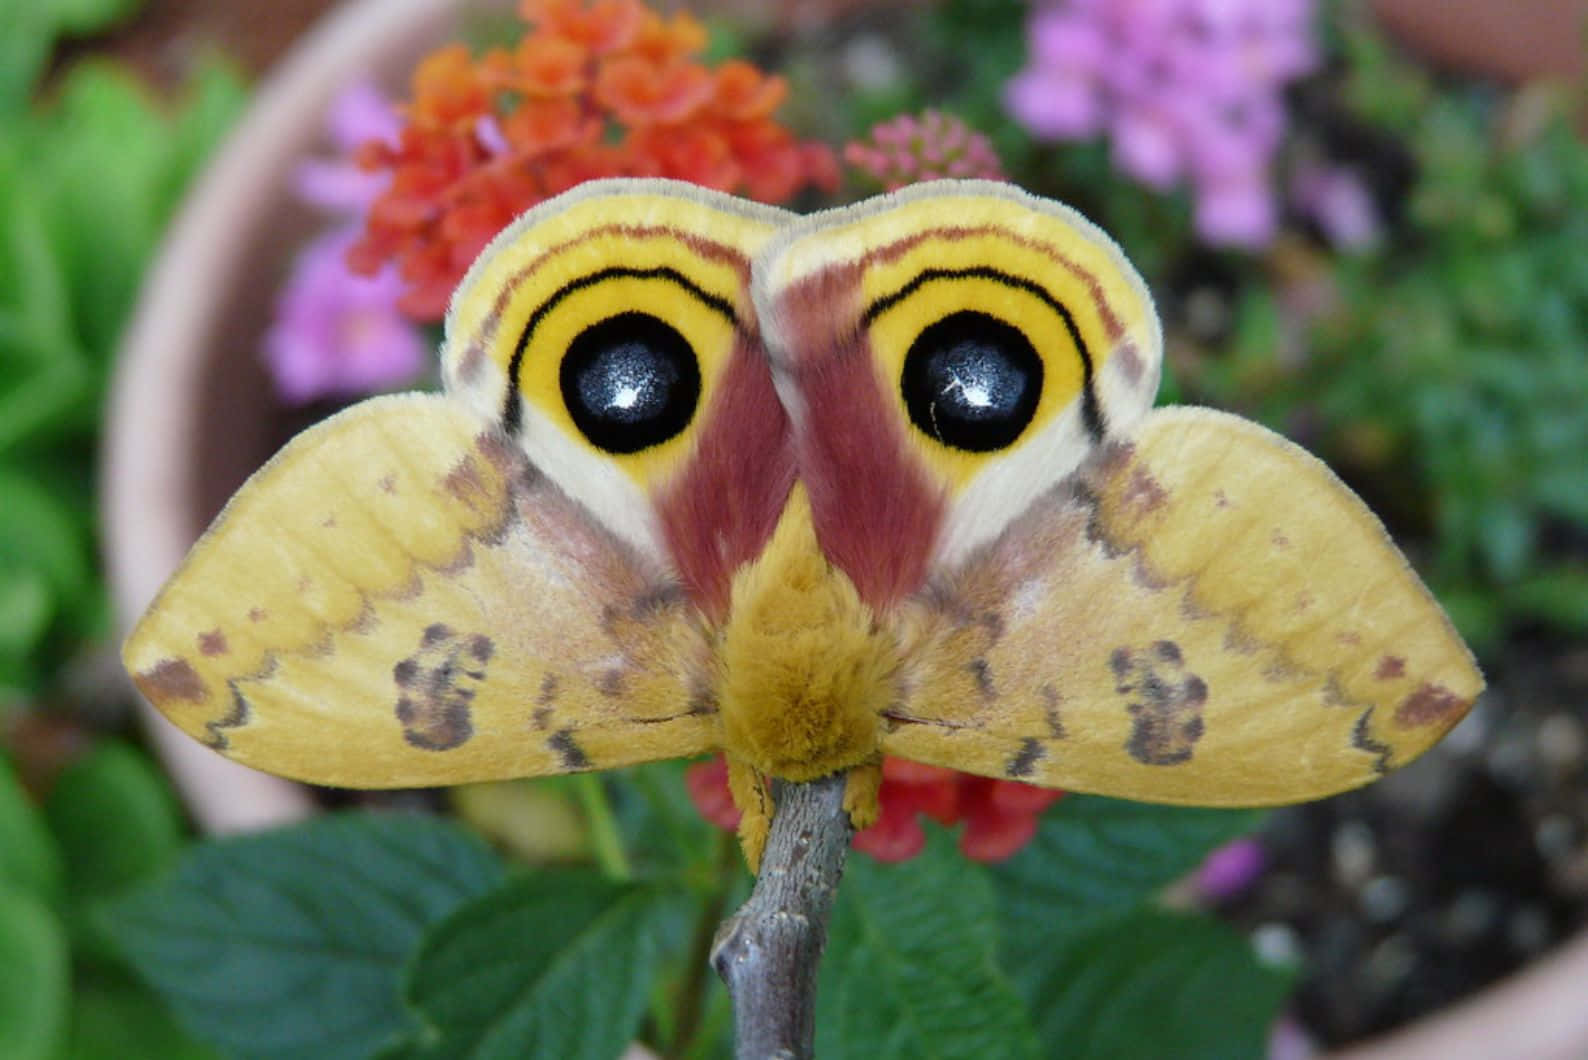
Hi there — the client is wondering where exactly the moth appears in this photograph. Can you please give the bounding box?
[124,178,1482,867]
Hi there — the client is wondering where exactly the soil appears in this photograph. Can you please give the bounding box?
[1219,636,1588,1047]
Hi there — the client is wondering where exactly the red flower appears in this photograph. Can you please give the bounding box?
[596,56,715,125]
[348,0,838,320]
[685,755,1064,863]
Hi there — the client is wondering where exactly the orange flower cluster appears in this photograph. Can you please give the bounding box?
[686,755,1064,864]
[348,0,840,319]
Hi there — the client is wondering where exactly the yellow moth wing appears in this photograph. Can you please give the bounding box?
[884,406,1482,805]
[123,393,715,788]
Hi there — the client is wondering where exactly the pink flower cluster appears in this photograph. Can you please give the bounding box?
[1005,0,1317,247]
[843,110,1005,190]
[263,82,427,405]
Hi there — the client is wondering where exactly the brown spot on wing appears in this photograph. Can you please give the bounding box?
[1395,682,1467,727]
[392,625,490,751]
[378,474,397,494]
[1040,684,1067,739]
[598,669,626,697]
[1006,737,1045,778]
[1113,640,1208,766]
[967,658,995,698]
[1122,467,1168,515]
[138,658,208,703]
[442,456,491,512]
[198,629,228,656]
[1376,656,1406,680]
[248,607,268,623]
[549,729,591,770]
[435,540,479,577]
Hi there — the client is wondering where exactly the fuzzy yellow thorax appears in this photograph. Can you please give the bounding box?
[717,484,893,864]
[718,484,895,778]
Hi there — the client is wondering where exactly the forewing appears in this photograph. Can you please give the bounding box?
[123,393,716,788]
[884,407,1482,806]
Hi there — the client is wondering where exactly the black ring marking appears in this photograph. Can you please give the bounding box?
[862,266,1105,442]
[501,266,739,435]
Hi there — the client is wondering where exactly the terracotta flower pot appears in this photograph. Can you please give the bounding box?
[1371,0,1587,81]
[103,0,495,833]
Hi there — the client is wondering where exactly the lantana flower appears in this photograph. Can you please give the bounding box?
[844,109,1006,190]
[264,82,426,404]
[1004,0,1317,247]
[264,226,428,405]
[347,0,840,320]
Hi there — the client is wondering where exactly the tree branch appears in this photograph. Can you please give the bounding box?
[711,774,853,1060]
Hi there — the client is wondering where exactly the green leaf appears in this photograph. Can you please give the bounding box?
[43,0,140,35]
[993,796,1262,942]
[388,871,691,1060]
[1009,907,1293,1059]
[64,966,220,1060]
[106,812,505,1060]
[0,755,62,904]
[0,568,53,667]
[0,7,49,112]
[1511,568,1588,630]
[614,759,727,875]
[0,467,90,643]
[0,156,79,373]
[817,828,1040,1059]
[0,884,69,1060]
[44,741,184,908]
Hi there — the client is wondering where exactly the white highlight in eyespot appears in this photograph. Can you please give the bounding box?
[943,372,993,410]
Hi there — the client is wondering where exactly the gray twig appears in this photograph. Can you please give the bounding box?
[710,774,854,1060]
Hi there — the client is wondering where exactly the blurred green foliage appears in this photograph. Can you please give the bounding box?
[1,745,214,1060]
[108,773,1280,1060]
[0,0,141,112]
[0,23,245,701]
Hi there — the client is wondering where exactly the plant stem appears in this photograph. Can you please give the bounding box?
[711,774,853,1060]
[573,773,631,881]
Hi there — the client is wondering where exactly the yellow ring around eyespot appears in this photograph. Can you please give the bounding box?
[866,273,1090,489]
[512,273,740,486]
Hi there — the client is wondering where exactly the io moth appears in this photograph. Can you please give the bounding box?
[124,178,1482,867]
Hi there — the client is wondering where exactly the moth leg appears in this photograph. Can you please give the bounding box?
[841,757,882,832]
[726,754,774,871]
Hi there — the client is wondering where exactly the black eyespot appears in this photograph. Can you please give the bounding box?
[560,311,701,453]
[901,310,1042,452]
